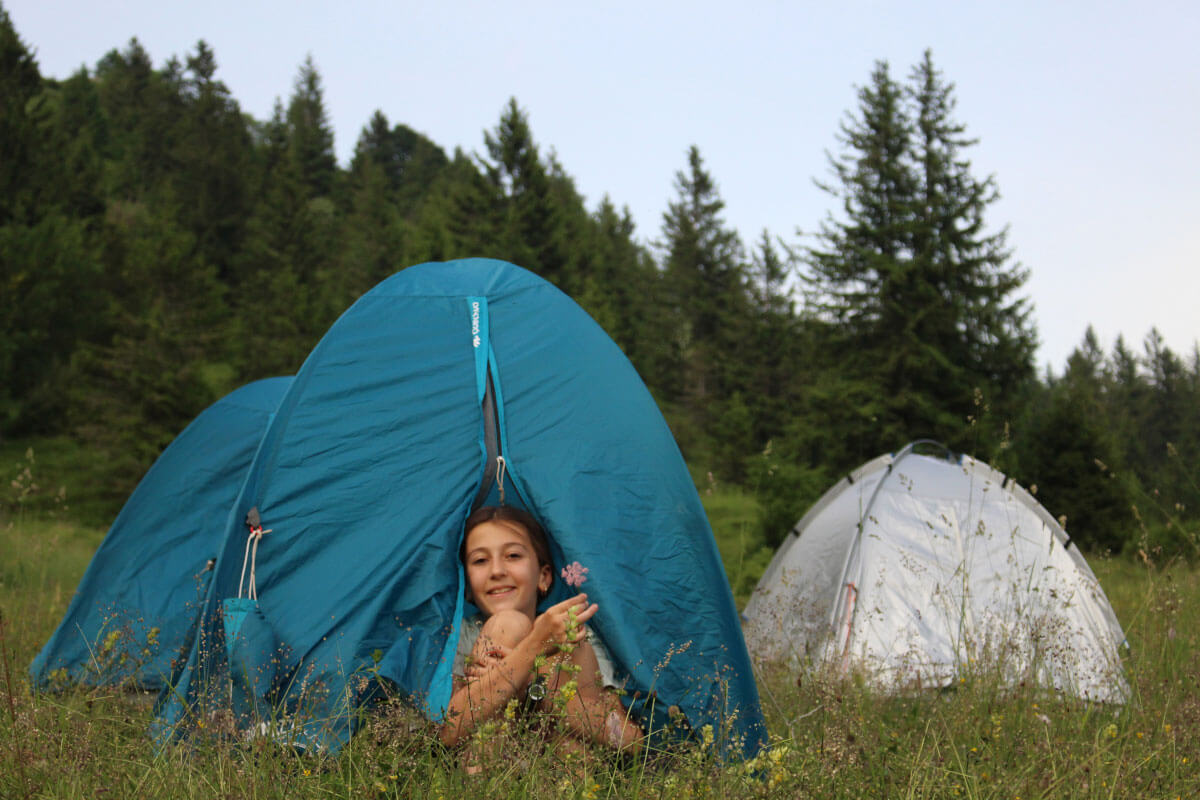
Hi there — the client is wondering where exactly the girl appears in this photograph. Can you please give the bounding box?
[439,506,643,756]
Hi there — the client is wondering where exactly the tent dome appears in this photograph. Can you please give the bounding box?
[30,377,292,690]
[743,442,1128,703]
[154,258,765,754]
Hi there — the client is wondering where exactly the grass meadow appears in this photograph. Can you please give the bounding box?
[2,444,1199,798]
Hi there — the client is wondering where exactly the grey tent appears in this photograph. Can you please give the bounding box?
[743,442,1128,703]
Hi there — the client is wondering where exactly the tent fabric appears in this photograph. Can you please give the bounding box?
[29,377,292,690]
[743,442,1129,704]
[154,258,766,755]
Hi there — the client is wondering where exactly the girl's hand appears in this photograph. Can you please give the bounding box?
[532,593,597,654]
[464,644,511,679]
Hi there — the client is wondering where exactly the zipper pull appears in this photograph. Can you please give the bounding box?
[496,455,507,505]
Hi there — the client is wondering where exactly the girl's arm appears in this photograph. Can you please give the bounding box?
[439,594,597,748]
[440,635,541,747]
[545,638,644,750]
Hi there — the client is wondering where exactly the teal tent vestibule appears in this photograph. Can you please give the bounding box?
[154,258,765,756]
[29,377,292,690]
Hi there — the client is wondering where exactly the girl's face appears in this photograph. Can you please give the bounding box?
[464,519,552,620]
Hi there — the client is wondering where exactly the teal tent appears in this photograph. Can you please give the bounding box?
[29,377,292,690]
[155,258,765,755]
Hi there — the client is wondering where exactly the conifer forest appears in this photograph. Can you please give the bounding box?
[2,6,1197,559]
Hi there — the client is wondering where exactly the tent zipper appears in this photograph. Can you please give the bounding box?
[471,365,504,510]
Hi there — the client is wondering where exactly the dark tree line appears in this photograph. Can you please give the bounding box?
[1,7,1196,557]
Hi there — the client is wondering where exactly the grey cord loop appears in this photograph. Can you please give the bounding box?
[237,525,272,601]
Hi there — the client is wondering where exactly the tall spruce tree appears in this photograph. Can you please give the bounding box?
[170,40,252,279]
[479,98,570,288]
[659,146,752,471]
[232,58,339,381]
[0,10,105,432]
[575,197,669,385]
[907,51,1035,427]
[351,110,448,217]
[806,53,1034,452]
[286,55,336,198]
[1013,328,1132,553]
[0,2,42,225]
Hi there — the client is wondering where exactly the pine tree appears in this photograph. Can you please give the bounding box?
[807,60,915,336]
[1016,375,1132,554]
[0,2,43,224]
[231,70,339,380]
[169,40,252,279]
[94,39,182,200]
[479,98,570,287]
[806,53,1035,451]
[410,148,503,263]
[0,10,105,432]
[286,55,337,198]
[906,50,1035,429]
[338,116,415,297]
[575,197,671,387]
[659,146,748,408]
[1011,328,1133,553]
[742,232,799,442]
[351,111,449,218]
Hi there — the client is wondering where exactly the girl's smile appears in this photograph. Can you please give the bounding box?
[464,519,552,619]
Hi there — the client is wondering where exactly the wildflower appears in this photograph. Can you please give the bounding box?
[1036,713,1050,725]
[1104,723,1118,738]
[700,724,714,749]
[561,561,589,588]
[583,782,600,800]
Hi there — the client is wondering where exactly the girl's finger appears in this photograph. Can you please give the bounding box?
[555,593,587,611]
[575,602,599,623]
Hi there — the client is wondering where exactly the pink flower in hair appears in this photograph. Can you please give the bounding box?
[561,561,589,588]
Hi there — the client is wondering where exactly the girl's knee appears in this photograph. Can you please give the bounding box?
[480,608,532,647]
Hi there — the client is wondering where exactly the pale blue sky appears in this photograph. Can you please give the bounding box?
[7,0,1198,372]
